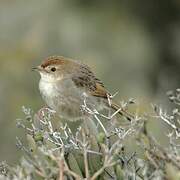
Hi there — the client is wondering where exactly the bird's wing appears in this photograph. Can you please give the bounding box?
[71,64,110,98]
[71,63,133,121]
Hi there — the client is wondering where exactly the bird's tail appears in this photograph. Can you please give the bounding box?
[111,102,134,121]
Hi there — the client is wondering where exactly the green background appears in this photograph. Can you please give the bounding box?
[0,0,179,164]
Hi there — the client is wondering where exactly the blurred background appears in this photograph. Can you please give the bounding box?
[0,0,179,164]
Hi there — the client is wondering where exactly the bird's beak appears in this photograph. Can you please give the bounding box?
[32,66,42,72]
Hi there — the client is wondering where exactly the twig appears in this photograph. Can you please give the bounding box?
[94,114,109,136]
[82,131,90,179]
[64,161,82,179]
[59,150,64,180]
[91,158,116,180]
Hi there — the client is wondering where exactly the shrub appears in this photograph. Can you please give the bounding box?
[0,89,180,180]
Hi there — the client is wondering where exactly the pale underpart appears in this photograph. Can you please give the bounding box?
[39,74,106,121]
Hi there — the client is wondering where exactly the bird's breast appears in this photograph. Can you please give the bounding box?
[39,79,84,109]
[39,80,61,109]
[39,80,58,97]
[38,78,106,121]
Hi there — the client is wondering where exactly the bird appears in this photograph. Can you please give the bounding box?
[33,56,132,122]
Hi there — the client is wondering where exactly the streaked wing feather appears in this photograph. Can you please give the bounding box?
[72,64,109,98]
[71,63,133,120]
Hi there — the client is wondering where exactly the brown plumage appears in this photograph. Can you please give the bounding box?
[35,56,133,121]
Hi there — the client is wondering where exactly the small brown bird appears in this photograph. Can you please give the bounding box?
[33,56,132,121]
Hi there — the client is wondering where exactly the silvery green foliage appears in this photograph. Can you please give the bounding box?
[1,89,180,179]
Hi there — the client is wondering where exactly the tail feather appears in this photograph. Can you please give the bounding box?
[111,102,134,121]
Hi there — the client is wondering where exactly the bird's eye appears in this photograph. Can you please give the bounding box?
[51,67,56,72]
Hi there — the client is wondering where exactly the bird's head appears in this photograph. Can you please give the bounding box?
[32,56,75,82]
